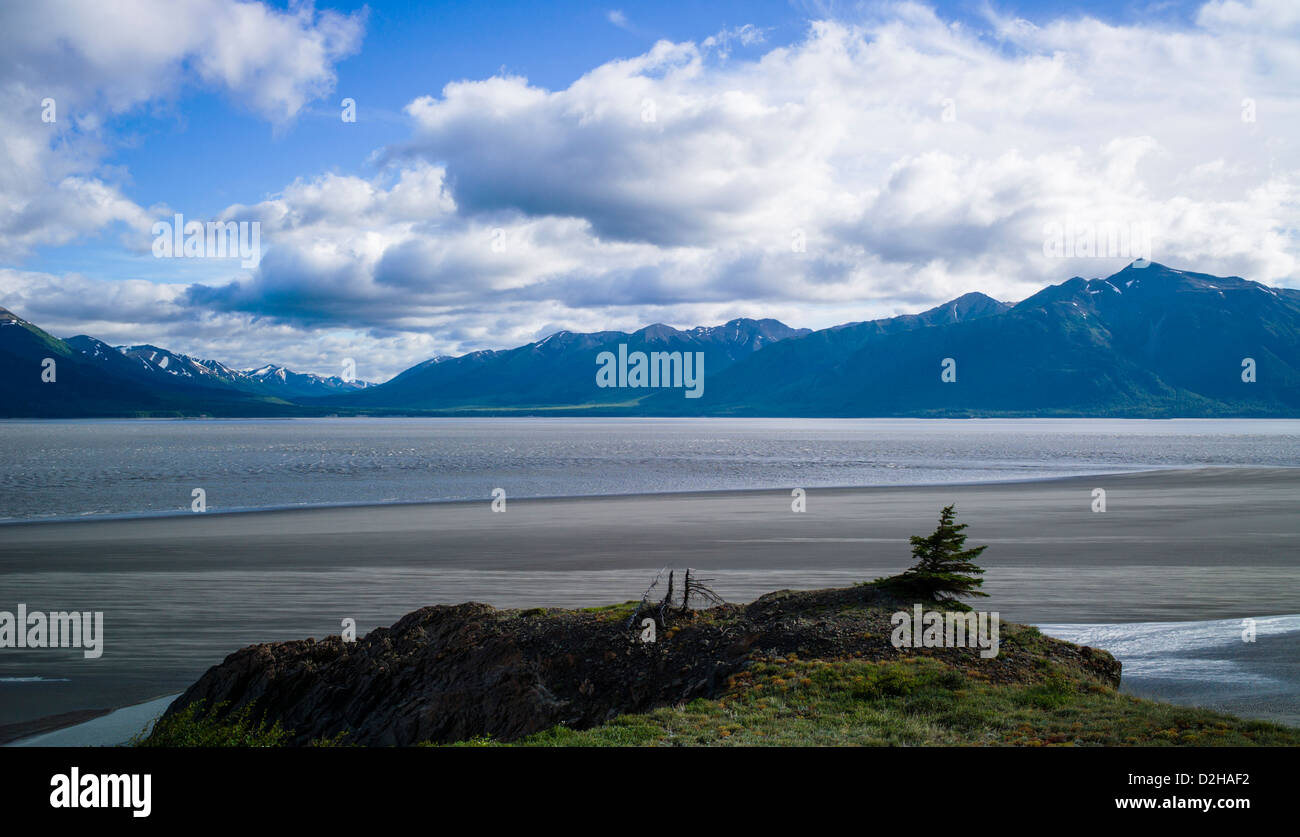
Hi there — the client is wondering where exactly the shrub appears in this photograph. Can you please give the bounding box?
[132,700,290,747]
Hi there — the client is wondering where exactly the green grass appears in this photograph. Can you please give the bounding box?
[133,701,291,747]
[452,656,1300,747]
[135,700,358,746]
[575,601,642,621]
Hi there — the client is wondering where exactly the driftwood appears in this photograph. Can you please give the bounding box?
[624,567,667,630]
[658,571,675,624]
[680,569,726,612]
[626,567,726,633]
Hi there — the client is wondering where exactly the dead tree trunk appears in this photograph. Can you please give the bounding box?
[658,571,675,624]
[625,567,666,631]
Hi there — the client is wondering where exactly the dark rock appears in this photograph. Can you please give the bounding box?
[164,585,1122,746]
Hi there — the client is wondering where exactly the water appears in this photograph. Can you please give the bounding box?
[1041,616,1300,727]
[6,694,174,747]
[2,417,1298,522]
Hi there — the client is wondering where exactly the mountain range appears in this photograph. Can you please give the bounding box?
[3,262,1297,418]
[1,312,369,417]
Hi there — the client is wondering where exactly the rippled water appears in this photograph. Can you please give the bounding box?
[1041,616,1300,726]
[3,417,1298,521]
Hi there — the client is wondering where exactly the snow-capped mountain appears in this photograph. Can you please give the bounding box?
[64,337,372,400]
[243,363,373,397]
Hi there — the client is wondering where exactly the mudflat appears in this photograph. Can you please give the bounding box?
[1,467,1297,727]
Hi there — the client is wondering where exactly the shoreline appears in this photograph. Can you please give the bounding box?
[0,707,112,745]
[0,463,1261,528]
[4,465,1298,595]
[2,693,179,747]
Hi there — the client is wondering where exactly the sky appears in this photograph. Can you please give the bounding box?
[0,0,1296,382]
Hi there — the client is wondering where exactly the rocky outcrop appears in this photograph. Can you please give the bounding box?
[164,586,1121,746]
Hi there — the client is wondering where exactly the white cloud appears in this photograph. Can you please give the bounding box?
[0,0,364,258]
[385,3,1298,285]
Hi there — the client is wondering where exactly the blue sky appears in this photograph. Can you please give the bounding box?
[32,0,1210,251]
[43,1,811,254]
[1,0,1295,380]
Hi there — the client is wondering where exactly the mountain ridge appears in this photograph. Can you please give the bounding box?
[3,262,1297,417]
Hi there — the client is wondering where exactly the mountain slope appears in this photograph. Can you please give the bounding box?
[649,263,1300,416]
[0,311,269,417]
[0,310,372,417]
[62,336,369,401]
[0,309,169,417]
[644,292,1012,414]
[310,318,811,410]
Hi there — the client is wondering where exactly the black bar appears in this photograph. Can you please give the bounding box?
[0,746,1287,823]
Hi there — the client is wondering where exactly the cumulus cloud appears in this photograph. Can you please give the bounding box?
[385,5,1298,282]
[0,0,364,257]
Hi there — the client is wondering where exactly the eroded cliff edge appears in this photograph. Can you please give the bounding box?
[162,585,1120,746]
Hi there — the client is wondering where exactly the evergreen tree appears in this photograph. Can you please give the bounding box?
[897,504,988,604]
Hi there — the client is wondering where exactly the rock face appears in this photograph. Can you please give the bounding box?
[164,586,1122,746]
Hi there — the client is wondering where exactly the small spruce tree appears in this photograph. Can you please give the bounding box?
[896,504,988,605]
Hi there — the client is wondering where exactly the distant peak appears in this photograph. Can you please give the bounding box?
[634,323,683,343]
[927,291,1012,322]
[947,291,1002,306]
[1107,259,1173,278]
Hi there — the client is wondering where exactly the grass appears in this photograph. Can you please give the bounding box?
[133,701,291,747]
[450,655,1300,747]
[575,601,642,621]
[135,700,357,746]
